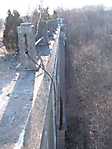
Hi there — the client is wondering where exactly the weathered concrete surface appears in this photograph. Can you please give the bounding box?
[56,30,66,149]
[0,56,36,149]
[17,23,37,70]
[22,29,60,149]
[0,26,62,149]
[0,46,51,149]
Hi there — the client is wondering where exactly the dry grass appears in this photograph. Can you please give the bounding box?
[65,7,112,149]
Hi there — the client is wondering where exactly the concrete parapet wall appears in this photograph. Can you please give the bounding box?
[17,26,66,149]
[17,23,37,70]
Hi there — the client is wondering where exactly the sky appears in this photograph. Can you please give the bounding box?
[1,0,112,18]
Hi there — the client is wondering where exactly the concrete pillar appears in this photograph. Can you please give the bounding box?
[17,23,37,70]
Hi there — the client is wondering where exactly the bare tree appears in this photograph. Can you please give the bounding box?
[60,6,112,149]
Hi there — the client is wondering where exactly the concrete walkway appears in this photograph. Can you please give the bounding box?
[0,51,50,149]
[0,68,35,149]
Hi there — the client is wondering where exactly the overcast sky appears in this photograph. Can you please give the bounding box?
[1,0,112,18]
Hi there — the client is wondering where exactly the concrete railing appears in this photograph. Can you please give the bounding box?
[39,28,66,149]
[19,26,66,149]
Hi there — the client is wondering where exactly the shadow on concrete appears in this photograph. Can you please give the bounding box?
[37,46,52,56]
[0,71,35,146]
